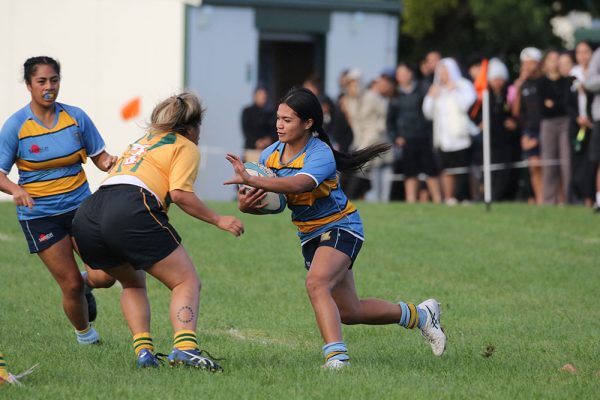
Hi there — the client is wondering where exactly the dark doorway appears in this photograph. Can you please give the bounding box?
[259,33,325,103]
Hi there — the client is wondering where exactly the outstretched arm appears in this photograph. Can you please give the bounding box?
[170,189,244,236]
[224,153,314,194]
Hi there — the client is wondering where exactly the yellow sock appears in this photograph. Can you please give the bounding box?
[76,324,91,335]
[133,332,154,356]
[173,330,198,351]
[0,353,9,383]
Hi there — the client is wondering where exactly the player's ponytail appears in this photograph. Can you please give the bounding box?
[280,87,390,172]
[149,92,204,138]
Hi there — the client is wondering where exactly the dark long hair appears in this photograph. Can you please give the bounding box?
[280,87,390,172]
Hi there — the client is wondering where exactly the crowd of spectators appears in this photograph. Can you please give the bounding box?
[241,44,600,210]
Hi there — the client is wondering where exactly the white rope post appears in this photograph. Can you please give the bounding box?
[482,89,492,211]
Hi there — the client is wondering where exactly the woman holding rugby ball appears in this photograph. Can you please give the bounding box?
[225,87,446,369]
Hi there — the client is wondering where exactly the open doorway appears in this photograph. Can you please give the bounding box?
[258,32,325,103]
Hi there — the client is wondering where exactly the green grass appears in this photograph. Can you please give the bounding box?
[1,201,599,399]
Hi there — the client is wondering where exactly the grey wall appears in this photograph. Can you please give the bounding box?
[326,11,398,98]
[186,5,258,201]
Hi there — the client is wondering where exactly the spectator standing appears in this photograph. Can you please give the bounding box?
[420,51,442,86]
[387,63,441,203]
[471,58,521,200]
[423,58,476,204]
[303,74,353,154]
[512,47,544,204]
[584,46,600,212]
[241,86,277,162]
[538,49,572,204]
[345,71,394,202]
[569,42,596,207]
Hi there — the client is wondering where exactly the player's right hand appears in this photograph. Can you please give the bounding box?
[237,187,267,214]
[13,186,34,209]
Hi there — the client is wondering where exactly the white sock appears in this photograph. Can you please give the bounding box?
[596,192,600,206]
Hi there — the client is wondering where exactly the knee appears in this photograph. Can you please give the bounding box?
[61,275,84,299]
[180,272,201,293]
[305,275,329,300]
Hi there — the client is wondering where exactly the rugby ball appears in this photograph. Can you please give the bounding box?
[240,162,287,214]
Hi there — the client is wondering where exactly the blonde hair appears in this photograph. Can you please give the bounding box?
[148,92,204,136]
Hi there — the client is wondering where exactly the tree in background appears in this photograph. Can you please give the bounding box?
[399,0,598,70]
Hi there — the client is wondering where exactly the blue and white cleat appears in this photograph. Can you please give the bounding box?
[168,348,223,372]
[321,359,350,370]
[76,325,100,345]
[418,299,446,356]
[137,349,163,368]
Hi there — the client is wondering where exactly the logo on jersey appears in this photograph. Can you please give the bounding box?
[29,144,49,154]
[38,232,54,242]
[124,144,149,165]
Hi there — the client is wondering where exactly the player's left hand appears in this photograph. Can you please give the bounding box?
[224,153,252,185]
[92,151,118,172]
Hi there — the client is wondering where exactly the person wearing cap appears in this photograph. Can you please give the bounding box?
[344,69,394,201]
[512,47,544,204]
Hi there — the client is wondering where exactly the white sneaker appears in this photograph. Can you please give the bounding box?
[418,299,446,356]
[321,359,350,370]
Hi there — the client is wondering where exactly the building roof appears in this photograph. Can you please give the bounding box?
[202,0,401,14]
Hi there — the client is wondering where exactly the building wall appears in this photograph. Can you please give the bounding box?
[1,1,398,203]
[325,11,398,98]
[185,5,258,201]
[186,6,398,200]
[0,0,185,200]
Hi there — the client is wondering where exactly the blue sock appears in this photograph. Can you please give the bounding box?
[322,341,350,362]
[417,307,427,329]
[398,302,427,329]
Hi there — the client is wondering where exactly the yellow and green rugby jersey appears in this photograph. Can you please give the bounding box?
[104,131,199,210]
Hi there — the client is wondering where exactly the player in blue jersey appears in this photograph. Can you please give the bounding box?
[0,56,116,345]
[225,87,446,369]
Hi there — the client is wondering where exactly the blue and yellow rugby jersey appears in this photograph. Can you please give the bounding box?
[259,136,364,243]
[0,103,105,220]
[103,131,200,211]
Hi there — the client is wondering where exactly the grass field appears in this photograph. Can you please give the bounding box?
[1,200,599,399]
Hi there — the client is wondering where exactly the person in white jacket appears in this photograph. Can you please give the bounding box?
[423,58,476,204]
